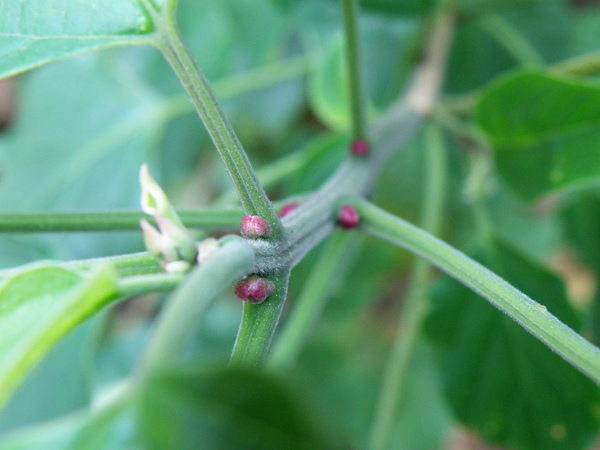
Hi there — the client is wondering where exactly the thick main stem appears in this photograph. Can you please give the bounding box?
[267,231,357,370]
[141,237,255,372]
[233,7,455,366]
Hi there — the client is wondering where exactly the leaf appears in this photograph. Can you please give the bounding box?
[0,0,162,79]
[0,263,118,409]
[0,394,137,449]
[425,240,600,449]
[306,17,417,132]
[138,367,346,449]
[561,191,600,343]
[476,70,600,200]
[0,50,167,259]
[0,322,96,434]
[308,34,351,132]
[447,1,570,94]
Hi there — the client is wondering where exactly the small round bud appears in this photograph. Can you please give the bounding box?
[351,138,370,156]
[240,215,272,239]
[337,204,360,230]
[234,276,276,304]
[278,203,299,218]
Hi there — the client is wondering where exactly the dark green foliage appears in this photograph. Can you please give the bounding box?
[426,241,600,449]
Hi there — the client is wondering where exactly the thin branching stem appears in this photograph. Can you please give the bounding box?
[0,209,243,233]
[352,198,600,385]
[267,231,357,371]
[153,18,283,240]
[341,0,368,141]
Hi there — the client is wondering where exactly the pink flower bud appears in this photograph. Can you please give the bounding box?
[337,204,360,229]
[234,276,276,304]
[351,138,370,156]
[278,203,299,218]
[240,215,272,239]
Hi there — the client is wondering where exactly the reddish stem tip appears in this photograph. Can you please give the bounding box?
[240,215,272,239]
[337,204,360,230]
[351,138,370,156]
[234,276,276,304]
[278,202,299,218]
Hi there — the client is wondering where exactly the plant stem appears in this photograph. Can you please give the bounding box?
[69,252,160,277]
[154,20,283,239]
[141,236,255,372]
[0,209,243,233]
[233,7,455,366]
[267,231,357,371]
[477,14,544,66]
[230,270,291,367]
[369,124,447,450]
[218,135,334,204]
[552,51,600,77]
[341,0,368,141]
[158,54,310,123]
[351,198,600,384]
[233,108,416,366]
[116,272,183,297]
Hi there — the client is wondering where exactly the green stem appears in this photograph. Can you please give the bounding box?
[231,107,417,366]
[0,252,160,283]
[218,135,334,204]
[341,0,368,141]
[0,209,243,233]
[116,272,183,297]
[69,252,160,277]
[552,51,600,77]
[158,54,310,123]
[351,198,600,384]
[369,125,447,450]
[230,270,291,367]
[154,19,283,239]
[267,231,357,371]
[231,7,454,367]
[141,236,255,372]
[477,14,544,66]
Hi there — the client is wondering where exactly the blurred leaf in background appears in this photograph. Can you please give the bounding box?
[425,240,600,449]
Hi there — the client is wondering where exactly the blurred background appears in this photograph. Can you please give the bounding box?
[1,0,600,448]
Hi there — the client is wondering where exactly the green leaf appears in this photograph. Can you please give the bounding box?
[0,0,160,79]
[447,1,570,94]
[0,263,118,409]
[0,384,141,449]
[0,50,167,259]
[306,17,416,132]
[561,191,600,343]
[476,70,600,200]
[0,398,136,449]
[139,366,346,449]
[0,322,96,434]
[308,34,351,132]
[0,52,164,212]
[425,240,600,449]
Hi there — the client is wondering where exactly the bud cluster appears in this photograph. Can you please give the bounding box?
[139,164,198,273]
